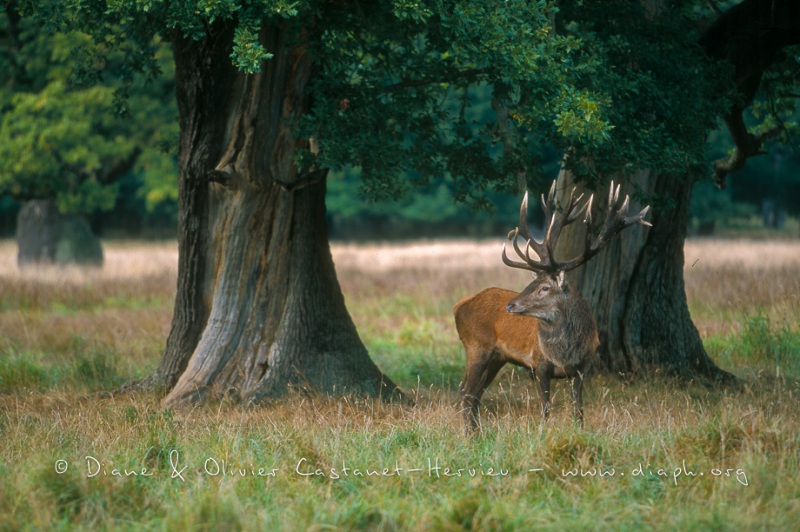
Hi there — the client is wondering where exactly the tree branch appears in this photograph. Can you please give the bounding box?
[99,146,142,184]
[699,0,800,187]
[275,168,328,193]
[704,0,722,17]
[712,111,781,188]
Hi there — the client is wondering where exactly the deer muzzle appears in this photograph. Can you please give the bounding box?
[506,301,526,314]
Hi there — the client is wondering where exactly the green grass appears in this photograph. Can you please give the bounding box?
[705,311,800,375]
[1,239,799,530]
[0,348,126,393]
[2,382,796,530]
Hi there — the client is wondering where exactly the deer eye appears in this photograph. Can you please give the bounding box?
[541,286,550,292]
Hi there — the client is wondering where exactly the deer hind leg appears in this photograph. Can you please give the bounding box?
[460,350,505,434]
[533,360,555,421]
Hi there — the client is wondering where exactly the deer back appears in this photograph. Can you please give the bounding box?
[454,287,543,368]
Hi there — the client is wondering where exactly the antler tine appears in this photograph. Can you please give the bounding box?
[547,179,557,207]
[518,192,549,266]
[501,179,627,275]
[543,184,592,270]
[639,206,652,226]
[516,192,534,240]
[584,194,594,224]
[502,196,550,271]
[540,181,556,224]
[626,205,652,227]
[608,180,619,209]
[618,194,630,216]
[557,181,652,272]
[503,232,547,271]
[512,230,534,265]
[566,191,589,224]
[502,241,534,271]
[582,193,595,241]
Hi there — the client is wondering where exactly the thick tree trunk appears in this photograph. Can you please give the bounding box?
[556,170,736,383]
[141,21,399,407]
[16,199,103,267]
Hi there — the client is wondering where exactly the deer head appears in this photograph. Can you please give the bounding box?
[503,180,651,317]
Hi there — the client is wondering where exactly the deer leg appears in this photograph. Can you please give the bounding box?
[534,360,554,421]
[570,370,584,428]
[460,352,505,434]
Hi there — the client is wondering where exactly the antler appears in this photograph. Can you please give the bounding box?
[502,180,590,272]
[502,180,651,274]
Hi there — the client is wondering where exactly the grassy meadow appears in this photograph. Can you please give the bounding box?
[1,238,799,530]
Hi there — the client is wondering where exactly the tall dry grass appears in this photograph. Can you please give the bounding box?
[1,237,798,529]
[1,237,798,371]
[334,237,800,340]
[0,240,177,378]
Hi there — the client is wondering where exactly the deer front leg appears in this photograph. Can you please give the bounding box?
[460,352,504,434]
[570,370,584,428]
[534,360,554,421]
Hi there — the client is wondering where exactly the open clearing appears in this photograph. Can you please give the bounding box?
[1,238,798,529]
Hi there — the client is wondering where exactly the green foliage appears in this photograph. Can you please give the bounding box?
[0,8,178,217]
[6,0,796,242]
[0,77,132,211]
[551,1,727,186]
[693,103,800,229]
[136,148,179,214]
[326,167,528,236]
[303,0,613,206]
[690,178,757,231]
[14,0,797,227]
[749,45,800,142]
[24,0,628,211]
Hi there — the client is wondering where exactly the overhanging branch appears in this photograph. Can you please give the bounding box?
[699,0,800,187]
[712,112,781,188]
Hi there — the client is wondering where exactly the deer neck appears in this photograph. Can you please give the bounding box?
[537,290,593,368]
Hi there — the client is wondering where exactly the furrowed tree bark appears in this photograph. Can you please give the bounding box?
[131,23,232,393]
[140,21,399,406]
[621,173,734,382]
[555,171,736,384]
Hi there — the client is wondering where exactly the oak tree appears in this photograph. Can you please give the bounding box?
[18,0,798,406]
[552,0,799,382]
[23,0,612,406]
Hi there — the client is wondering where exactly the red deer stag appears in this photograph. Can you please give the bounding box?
[454,180,650,433]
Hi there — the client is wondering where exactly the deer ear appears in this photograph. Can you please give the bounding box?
[530,271,538,281]
[557,271,566,287]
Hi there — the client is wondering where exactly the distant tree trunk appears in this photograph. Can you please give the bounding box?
[138,21,399,407]
[16,199,103,267]
[556,170,735,383]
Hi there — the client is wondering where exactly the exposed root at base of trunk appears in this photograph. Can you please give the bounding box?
[158,372,409,411]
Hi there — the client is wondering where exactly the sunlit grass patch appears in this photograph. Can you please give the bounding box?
[0,238,799,529]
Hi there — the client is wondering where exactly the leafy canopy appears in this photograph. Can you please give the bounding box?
[17,1,740,208]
